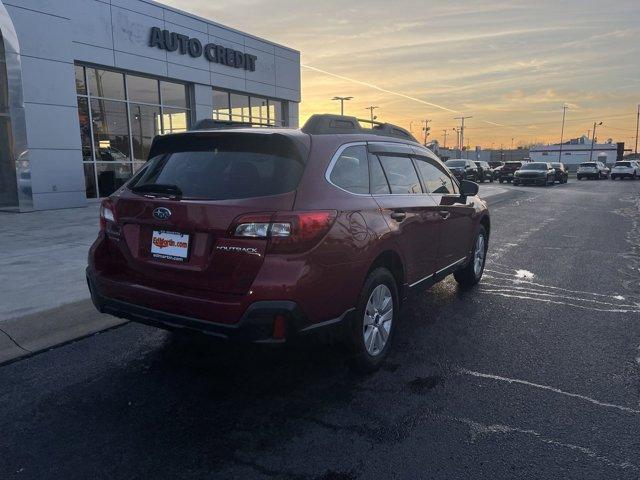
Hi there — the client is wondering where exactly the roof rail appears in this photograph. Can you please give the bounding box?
[190,119,266,130]
[301,114,418,142]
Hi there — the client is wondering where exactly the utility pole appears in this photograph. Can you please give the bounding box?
[331,96,353,116]
[558,104,568,163]
[365,106,378,123]
[589,121,603,162]
[422,119,431,146]
[635,104,639,157]
[442,129,448,148]
[510,137,514,161]
[454,116,472,155]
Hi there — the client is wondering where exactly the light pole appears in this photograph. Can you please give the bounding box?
[558,104,568,163]
[422,119,431,146]
[510,138,514,161]
[635,104,639,157]
[454,115,472,154]
[365,106,378,123]
[332,96,353,116]
[442,129,448,148]
[589,122,603,162]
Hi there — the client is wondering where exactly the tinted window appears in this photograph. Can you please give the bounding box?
[369,155,390,194]
[446,160,466,167]
[127,75,159,104]
[87,68,125,99]
[132,134,306,200]
[330,145,369,194]
[378,156,422,194]
[615,162,631,167]
[521,163,549,170]
[414,158,457,194]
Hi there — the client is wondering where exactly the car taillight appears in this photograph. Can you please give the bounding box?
[99,199,116,232]
[231,210,337,254]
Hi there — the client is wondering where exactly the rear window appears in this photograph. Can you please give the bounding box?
[615,162,631,167]
[445,160,466,167]
[580,163,596,167]
[520,163,548,170]
[130,133,307,200]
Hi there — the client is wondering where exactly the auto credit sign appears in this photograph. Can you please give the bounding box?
[149,27,257,72]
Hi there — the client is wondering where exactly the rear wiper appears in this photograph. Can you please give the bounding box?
[131,183,182,198]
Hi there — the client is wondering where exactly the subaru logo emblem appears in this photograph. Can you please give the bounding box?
[153,207,172,220]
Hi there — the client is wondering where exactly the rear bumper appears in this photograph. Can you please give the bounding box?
[87,268,353,343]
[611,172,635,178]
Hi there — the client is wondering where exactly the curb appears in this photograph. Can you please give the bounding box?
[0,300,126,365]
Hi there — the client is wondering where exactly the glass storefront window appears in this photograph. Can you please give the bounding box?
[161,81,187,108]
[270,100,283,126]
[127,75,160,105]
[250,97,268,125]
[90,99,131,162]
[76,64,190,198]
[0,32,18,208]
[161,108,188,134]
[75,65,86,96]
[77,97,93,162]
[130,104,161,162]
[212,88,286,127]
[96,162,132,197]
[230,93,250,122]
[212,90,230,120]
[83,163,97,199]
[87,68,125,100]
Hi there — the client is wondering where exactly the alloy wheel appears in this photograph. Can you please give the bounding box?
[363,284,393,356]
[474,233,486,277]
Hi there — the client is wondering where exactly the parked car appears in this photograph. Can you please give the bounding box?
[577,161,609,180]
[550,162,569,184]
[513,162,556,186]
[611,161,640,180]
[474,161,494,183]
[488,161,504,169]
[444,159,480,182]
[87,114,491,372]
[498,161,522,183]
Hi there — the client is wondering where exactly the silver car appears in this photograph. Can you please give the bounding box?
[577,161,609,180]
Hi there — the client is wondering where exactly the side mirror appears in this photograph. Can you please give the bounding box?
[460,179,479,197]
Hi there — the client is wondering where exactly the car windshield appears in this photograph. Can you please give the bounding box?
[130,132,307,200]
[551,163,562,168]
[520,163,548,170]
[615,162,631,167]
[580,163,597,167]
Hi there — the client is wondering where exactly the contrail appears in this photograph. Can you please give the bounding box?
[302,64,460,114]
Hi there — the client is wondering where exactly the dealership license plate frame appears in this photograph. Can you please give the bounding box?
[150,230,191,262]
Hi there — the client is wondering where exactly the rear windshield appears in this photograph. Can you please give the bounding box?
[580,163,596,167]
[520,163,548,170]
[550,163,562,168]
[130,133,307,200]
[445,160,466,167]
[615,162,631,167]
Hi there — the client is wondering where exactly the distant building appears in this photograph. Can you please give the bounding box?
[530,136,624,170]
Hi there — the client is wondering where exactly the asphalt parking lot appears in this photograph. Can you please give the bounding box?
[1,179,639,479]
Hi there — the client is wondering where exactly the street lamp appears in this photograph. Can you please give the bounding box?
[588,121,603,162]
[558,104,568,163]
[332,96,353,116]
[365,106,379,123]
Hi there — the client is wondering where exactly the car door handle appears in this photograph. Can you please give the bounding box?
[438,210,451,220]
[390,211,406,222]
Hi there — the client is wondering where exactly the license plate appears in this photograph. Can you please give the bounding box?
[151,230,190,262]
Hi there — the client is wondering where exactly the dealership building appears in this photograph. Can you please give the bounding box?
[0,0,301,211]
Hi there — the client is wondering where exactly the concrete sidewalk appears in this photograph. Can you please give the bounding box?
[0,204,125,363]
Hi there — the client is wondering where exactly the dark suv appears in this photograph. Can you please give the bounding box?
[87,114,490,371]
[444,159,480,182]
[498,161,522,183]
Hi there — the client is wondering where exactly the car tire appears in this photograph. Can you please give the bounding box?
[499,179,504,184]
[348,267,398,373]
[454,225,488,288]
[490,177,494,183]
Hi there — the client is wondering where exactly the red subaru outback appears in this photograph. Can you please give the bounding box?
[87,114,490,371]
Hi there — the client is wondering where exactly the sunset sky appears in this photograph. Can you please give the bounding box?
[166,0,639,148]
